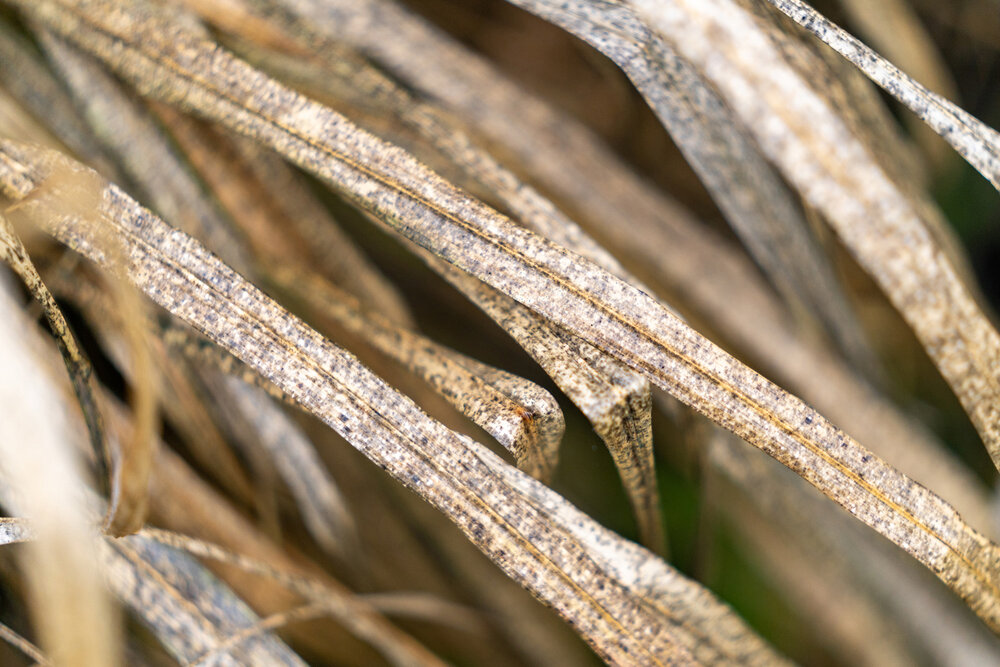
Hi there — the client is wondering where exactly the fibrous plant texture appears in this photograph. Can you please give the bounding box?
[1,0,1000,665]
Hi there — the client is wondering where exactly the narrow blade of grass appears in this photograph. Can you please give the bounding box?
[0,137,785,665]
[630,0,1000,476]
[763,0,1000,190]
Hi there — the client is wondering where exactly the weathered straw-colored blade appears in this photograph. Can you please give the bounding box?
[0,273,120,667]
[420,253,663,553]
[104,535,306,666]
[274,266,564,482]
[6,0,1000,626]
[837,0,959,170]
[5,197,155,538]
[501,0,876,375]
[151,105,415,327]
[226,27,638,290]
[707,430,1000,665]
[233,0,991,537]
[208,372,361,561]
[136,529,454,667]
[0,140,786,664]
[225,28,662,541]
[46,268,256,505]
[623,0,1000,475]
[146,103,564,482]
[761,0,1000,191]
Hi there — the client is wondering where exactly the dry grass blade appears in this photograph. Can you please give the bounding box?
[763,0,1000,191]
[836,0,958,169]
[46,254,259,505]
[4,185,155,538]
[422,254,663,553]
[707,430,1000,665]
[36,30,252,271]
[627,0,1000,476]
[225,23,637,289]
[277,267,564,482]
[8,0,1000,631]
[134,529,450,667]
[502,0,875,374]
[145,445,447,667]
[0,141,785,665]
[104,535,305,666]
[148,103,564,481]
[0,274,119,667]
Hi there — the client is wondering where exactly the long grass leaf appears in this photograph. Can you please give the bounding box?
[146,446,447,667]
[501,0,876,376]
[628,0,1000,475]
[0,137,784,664]
[762,0,1000,190]
[104,536,306,666]
[277,268,564,482]
[12,0,1000,628]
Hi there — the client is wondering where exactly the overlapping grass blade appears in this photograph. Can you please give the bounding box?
[501,0,876,375]
[0,137,786,664]
[626,0,1000,476]
[764,0,1000,190]
[8,0,1000,632]
[208,0,994,544]
[105,536,305,666]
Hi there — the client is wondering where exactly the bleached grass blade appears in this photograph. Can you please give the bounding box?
[0,138,785,664]
[630,0,1000,476]
[105,536,306,666]
[502,0,875,374]
[763,0,1000,190]
[278,268,564,481]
